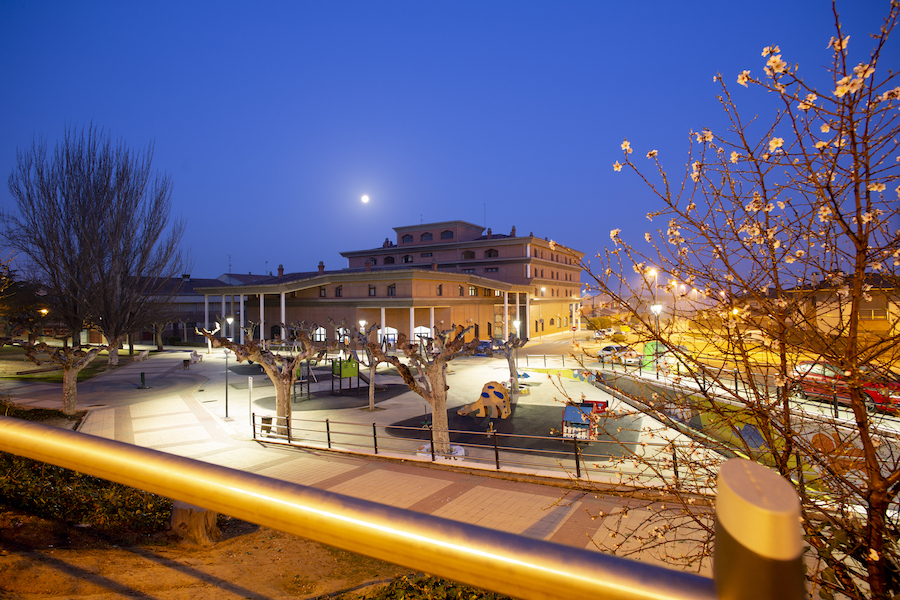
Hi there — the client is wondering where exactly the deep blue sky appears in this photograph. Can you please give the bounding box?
[0,1,893,280]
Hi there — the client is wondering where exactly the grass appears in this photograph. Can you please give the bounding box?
[0,344,147,383]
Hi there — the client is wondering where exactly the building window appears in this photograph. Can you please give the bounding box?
[485,267,498,273]
[483,287,491,296]
[369,257,377,265]
[421,252,432,257]
[387,284,396,297]
[484,248,498,258]
[384,256,395,264]
[441,230,454,240]
[494,289,502,296]
[468,286,476,296]
[462,250,475,260]
[319,287,326,297]
[403,255,413,263]
[462,268,475,274]
[335,286,342,297]
[458,285,464,296]
[421,232,433,241]
[402,234,413,243]
[550,318,555,326]
[437,284,443,296]
[369,285,376,296]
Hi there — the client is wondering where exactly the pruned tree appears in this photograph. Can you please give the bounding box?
[198,322,338,436]
[573,3,900,597]
[365,325,480,454]
[18,342,107,415]
[352,322,386,411]
[2,125,190,366]
[486,335,527,395]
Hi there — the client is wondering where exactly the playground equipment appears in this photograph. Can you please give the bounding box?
[458,382,512,419]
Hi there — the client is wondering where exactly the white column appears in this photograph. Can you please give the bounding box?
[525,295,531,340]
[260,293,265,340]
[409,307,415,341]
[221,296,226,331]
[239,295,245,343]
[504,292,509,340]
[429,306,434,334]
[380,307,386,342]
[515,293,521,338]
[204,295,209,329]
[280,292,286,340]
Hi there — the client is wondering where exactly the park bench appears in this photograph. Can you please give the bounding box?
[135,349,149,362]
[190,351,203,364]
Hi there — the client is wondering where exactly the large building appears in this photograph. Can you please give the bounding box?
[195,221,584,344]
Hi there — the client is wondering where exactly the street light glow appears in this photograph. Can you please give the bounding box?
[650,303,663,315]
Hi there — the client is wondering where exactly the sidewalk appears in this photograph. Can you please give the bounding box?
[1,344,706,574]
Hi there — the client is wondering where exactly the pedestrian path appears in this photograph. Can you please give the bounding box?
[4,344,710,575]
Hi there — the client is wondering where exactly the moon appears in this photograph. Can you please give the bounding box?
[361,194,370,203]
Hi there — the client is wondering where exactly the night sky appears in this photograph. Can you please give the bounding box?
[0,1,894,281]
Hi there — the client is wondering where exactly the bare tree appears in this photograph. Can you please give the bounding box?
[365,325,480,454]
[198,322,337,436]
[3,126,190,366]
[487,335,527,395]
[352,323,386,411]
[576,4,900,597]
[18,342,107,415]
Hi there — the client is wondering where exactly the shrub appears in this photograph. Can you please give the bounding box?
[359,574,513,600]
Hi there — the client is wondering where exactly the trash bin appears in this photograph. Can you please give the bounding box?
[183,359,190,370]
[261,416,273,435]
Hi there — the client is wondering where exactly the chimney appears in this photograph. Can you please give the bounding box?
[182,274,190,282]
[365,260,372,272]
[487,228,492,238]
[510,226,516,237]
[811,272,820,286]
[318,261,325,275]
[278,264,284,277]
[431,259,437,271]
[383,238,391,248]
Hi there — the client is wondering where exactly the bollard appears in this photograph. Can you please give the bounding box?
[139,372,146,389]
[714,459,805,600]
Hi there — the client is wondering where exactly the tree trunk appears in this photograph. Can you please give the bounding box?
[429,364,451,454]
[368,362,377,410]
[274,378,292,438]
[506,354,519,395]
[62,366,78,416]
[107,336,120,366]
[169,501,219,546]
[156,328,164,352]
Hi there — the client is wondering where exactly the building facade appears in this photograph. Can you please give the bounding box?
[195,221,584,344]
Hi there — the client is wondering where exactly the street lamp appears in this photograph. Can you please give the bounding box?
[650,303,663,380]
[226,315,234,341]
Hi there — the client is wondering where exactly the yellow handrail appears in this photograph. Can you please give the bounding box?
[0,416,717,600]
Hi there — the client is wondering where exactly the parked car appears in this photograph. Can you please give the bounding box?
[592,328,614,340]
[597,344,640,365]
[790,360,900,413]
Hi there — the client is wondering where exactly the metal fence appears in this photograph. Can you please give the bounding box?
[251,412,723,492]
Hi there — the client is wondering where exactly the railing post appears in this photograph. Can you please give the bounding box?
[251,412,256,440]
[734,368,739,395]
[572,438,581,478]
[832,382,839,418]
[714,459,805,600]
[287,417,292,443]
[373,422,378,455]
[326,419,331,449]
[493,430,500,470]
[672,444,679,487]
[429,426,435,461]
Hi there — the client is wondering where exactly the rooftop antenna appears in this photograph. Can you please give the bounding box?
[484,203,486,228]
[228,255,232,273]
[265,260,268,276]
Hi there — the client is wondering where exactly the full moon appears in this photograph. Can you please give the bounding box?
[361,194,370,203]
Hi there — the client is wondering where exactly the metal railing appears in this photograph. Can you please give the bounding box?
[0,415,717,600]
[252,413,723,491]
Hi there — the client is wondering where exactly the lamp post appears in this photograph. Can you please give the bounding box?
[226,315,234,342]
[224,316,234,418]
[650,303,663,380]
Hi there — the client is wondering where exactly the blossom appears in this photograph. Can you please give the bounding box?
[797,93,817,111]
[820,123,830,133]
[867,182,886,193]
[549,240,556,250]
[827,35,850,51]
[621,139,633,154]
[768,137,784,152]
[690,161,701,182]
[853,63,874,79]
[613,161,622,172]
[737,70,751,87]
[765,54,788,76]
[761,45,780,57]
[644,232,652,243]
[702,129,713,142]
[815,140,829,149]
[881,87,900,101]
[777,201,786,209]
[730,151,740,164]
[646,149,658,159]
[609,228,621,242]
[869,261,883,271]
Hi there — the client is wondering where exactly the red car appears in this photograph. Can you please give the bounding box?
[791,360,900,413]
